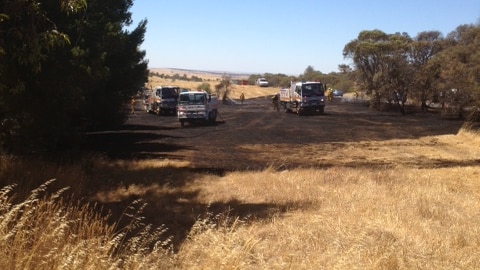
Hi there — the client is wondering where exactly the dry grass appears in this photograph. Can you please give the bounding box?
[146,69,279,100]
[178,165,480,269]
[1,130,480,269]
[0,180,174,269]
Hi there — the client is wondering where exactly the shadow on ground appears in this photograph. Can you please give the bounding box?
[86,163,293,251]
[84,129,187,160]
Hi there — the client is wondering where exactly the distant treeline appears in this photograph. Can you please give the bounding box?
[150,72,205,82]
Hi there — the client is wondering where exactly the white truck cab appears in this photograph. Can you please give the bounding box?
[177,91,218,127]
[279,81,326,115]
[256,78,269,87]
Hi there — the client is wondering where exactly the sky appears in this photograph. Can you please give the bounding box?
[127,0,479,75]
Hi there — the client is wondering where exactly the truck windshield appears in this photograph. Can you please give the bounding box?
[161,88,179,99]
[302,83,324,97]
[179,93,206,104]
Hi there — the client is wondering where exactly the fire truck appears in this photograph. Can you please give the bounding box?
[279,81,326,115]
[177,91,218,127]
[145,86,179,115]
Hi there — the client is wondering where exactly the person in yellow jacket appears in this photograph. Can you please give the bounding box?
[325,88,333,101]
[130,97,136,114]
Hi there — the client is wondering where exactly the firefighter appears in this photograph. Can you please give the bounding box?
[130,96,136,114]
[272,94,280,111]
[240,92,245,105]
[326,88,333,101]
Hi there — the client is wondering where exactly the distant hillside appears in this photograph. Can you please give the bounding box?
[149,67,251,80]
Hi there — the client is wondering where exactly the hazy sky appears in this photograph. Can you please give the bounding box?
[128,0,479,75]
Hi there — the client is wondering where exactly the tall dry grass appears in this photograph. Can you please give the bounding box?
[1,130,480,269]
[0,179,174,269]
[177,165,480,269]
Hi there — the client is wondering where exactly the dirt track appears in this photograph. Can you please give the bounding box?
[88,97,470,171]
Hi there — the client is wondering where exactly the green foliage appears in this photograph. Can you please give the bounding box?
[0,0,148,153]
[190,75,203,82]
[247,75,258,85]
[300,65,323,81]
[439,25,480,94]
[153,73,203,82]
[344,23,480,115]
[215,75,232,103]
[246,68,353,91]
[343,29,392,100]
[433,24,480,116]
[410,31,444,110]
[248,73,295,87]
[338,64,353,73]
[196,82,212,93]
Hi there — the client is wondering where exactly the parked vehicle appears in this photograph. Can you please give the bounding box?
[279,81,326,115]
[145,86,179,115]
[177,91,218,127]
[333,89,344,97]
[256,78,269,87]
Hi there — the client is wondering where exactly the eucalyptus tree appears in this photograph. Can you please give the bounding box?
[433,23,480,117]
[378,32,413,114]
[343,30,413,112]
[300,65,323,82]
[338,64,353,74]
[343,29,388,105]
[215,74,232,104]
[409,31,444,110]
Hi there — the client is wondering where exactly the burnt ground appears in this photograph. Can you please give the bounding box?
[87,97,464,169]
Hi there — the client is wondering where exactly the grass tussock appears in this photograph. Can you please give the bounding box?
[458,125,480,145]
